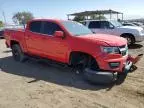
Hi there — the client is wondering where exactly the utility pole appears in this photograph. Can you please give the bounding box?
[2,11,6,25]
[0,1,7,26]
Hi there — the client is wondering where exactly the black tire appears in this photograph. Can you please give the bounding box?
[11,44,27,62]
[71,54,99,74]
[121,35,135,45]
[116,73,127,85]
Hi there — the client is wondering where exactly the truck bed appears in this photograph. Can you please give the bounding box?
[4,28,25,48]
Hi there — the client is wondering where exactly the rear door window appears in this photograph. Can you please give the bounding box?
[42,22,62,36]
[30,21,42,33]
[88,21,101,29]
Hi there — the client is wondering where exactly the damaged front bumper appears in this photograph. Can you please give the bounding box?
[84,61,132,84]
[123,61,133,74]
[84,54,143,84]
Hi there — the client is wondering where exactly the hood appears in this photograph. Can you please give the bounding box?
[78,34,127,46]
[119,26,143,31]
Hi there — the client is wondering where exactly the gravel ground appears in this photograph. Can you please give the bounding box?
[0,39,144,108]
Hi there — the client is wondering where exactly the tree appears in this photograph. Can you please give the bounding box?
[12,11,34,25]
[73,16,85,22]
[0,21,4,27]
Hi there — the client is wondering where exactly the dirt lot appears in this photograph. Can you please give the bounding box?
[0,39,144,108]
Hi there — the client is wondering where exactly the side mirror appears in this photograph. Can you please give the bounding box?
[54,31,64,38]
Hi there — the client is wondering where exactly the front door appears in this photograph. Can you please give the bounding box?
[88,21,105,34]
[40,21,69,63]
[89,21,115,35]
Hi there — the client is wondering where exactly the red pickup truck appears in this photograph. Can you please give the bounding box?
[4,19,131,78]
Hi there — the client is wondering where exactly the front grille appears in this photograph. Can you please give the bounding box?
[119,45,128,56]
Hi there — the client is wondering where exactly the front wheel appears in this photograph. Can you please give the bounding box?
[77,56,99,74]
[11,44,27,62]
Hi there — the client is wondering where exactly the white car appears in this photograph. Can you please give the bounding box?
[82,20,144,45]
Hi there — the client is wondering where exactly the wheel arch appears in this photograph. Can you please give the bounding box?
[120,33,135,41]
[68,51,97,65]
[120,33,136,44]
[10,40,20,48]
[10,40,25,52]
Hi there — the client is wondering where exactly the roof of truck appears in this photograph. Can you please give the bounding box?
[29,19,67,22]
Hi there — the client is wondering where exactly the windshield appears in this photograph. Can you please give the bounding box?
[110,20,122,27]
[61,21,93,36]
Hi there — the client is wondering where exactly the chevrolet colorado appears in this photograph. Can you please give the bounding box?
[4,19,131,78]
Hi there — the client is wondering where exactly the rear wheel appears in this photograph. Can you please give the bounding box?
[11,44,27,62]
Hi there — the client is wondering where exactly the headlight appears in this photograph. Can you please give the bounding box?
[101,46,120,54]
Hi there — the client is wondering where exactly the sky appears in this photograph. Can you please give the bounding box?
[0,0,144,24]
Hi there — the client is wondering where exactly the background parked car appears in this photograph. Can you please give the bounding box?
[132,22,144,28]
[122,23,137,26]
[81,20,144,45]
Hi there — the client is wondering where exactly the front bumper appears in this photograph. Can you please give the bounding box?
[123,60,133,73]
[84,61,133,84]
[95,54,129,73]
[135,34,144,42]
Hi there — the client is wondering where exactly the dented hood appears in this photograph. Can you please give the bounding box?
[78,34,127,46]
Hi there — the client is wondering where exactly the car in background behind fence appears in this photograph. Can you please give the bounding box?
[81,20,144,45]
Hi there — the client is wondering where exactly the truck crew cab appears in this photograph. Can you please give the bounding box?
[4,19,132,83]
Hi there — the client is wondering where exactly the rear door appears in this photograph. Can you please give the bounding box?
[25,21,44,55]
